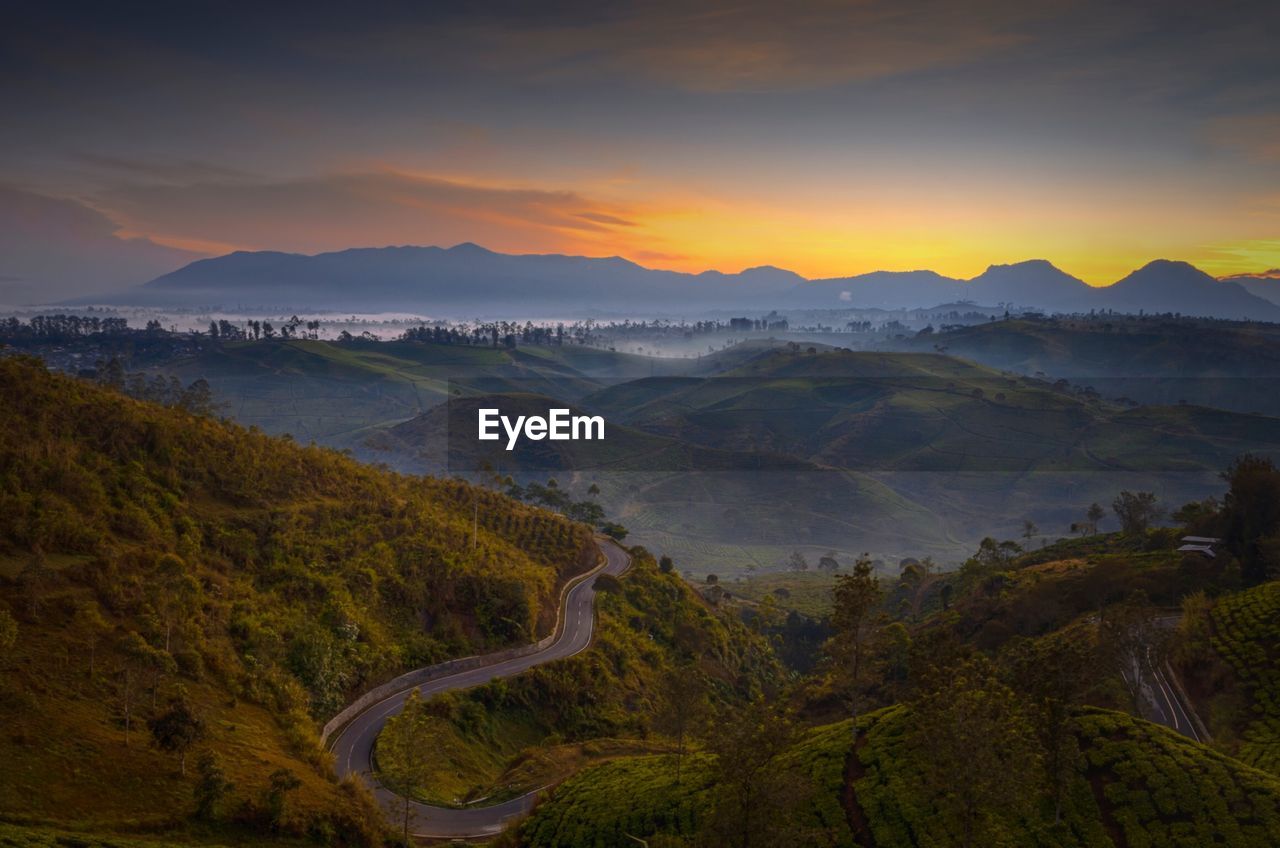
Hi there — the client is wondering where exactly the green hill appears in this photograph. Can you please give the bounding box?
[581,347,1280,550]
[379,389,955,573]
[516,706,1280,848]
[0,355,596,843]
[141,338,678,450]
[585,348,1280,474]
[895,317,1280,416]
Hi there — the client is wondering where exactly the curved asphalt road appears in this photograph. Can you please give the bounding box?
[329,538,631,840]
[1119,617,1208,743]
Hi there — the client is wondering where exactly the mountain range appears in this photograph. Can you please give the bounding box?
[87,242,1280,321]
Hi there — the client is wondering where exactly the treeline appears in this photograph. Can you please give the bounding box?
[0,313,130,341]
[209,316,321,340]
[92,356,217,414]
[402,321,581,347]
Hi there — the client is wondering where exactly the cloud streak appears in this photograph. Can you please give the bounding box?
[95,171,649,257]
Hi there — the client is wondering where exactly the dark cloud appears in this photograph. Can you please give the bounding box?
[74,154,256,184]
[0,187,200,303]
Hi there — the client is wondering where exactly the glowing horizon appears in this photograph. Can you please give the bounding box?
[2,1,1278,299]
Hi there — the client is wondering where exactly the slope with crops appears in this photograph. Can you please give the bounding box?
[516,705,1280,848]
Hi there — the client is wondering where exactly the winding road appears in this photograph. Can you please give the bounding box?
[1120,617,1209,743]
[328,538,631,840]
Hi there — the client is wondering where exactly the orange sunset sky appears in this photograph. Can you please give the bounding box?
[2,1,1278,299]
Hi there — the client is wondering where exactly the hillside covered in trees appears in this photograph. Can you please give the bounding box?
[0,355,600,843]
[511,458,1280,848]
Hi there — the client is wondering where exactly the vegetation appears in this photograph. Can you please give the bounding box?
[370,548,782,807]
[1204,581,1280,775]
[519,704,1280,848]
[895,316,1280,414]
[8,326,1280,848]
[0,356,593,842]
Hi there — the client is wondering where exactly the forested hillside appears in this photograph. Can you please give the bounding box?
[0,355,595,842]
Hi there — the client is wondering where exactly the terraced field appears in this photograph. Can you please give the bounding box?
[1210,582,1280,775]
[518,707,1280,847]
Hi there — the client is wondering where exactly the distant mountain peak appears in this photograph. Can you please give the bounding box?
[982,258,1057,271]
[1134,258,1204,274]
[101,241,1280,321]
[447,241,493,255]
[1120,260,1217,285]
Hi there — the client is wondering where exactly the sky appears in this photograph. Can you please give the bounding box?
[2,0,1279,300]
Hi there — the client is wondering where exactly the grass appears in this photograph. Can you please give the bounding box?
[0,587,368,835]
[0,822,213,847]
[150,339,624,449]
[896,317,1280,417]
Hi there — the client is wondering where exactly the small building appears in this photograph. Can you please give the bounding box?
[1178,536,1222,558]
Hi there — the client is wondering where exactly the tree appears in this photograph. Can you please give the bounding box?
[116,631,156,746]
[1086,502,1106,535]
[0,608,16,667]
[1021,519,1038,543]
[787,550,809,572]
[601,522,629,541]
[1112,490,1161,535]
[703,700,814,848]
[958,537,1021,590]
[652,667,710,784]
[817,552,840,573]
[908,657,1041,848]
[878,620,912,688]
[265,768,302,830]
[658,555,675,574]
[1005,636,1097,823]
[593,573,623,593]
[193,750,233,820]
[896,557,936,622]
[179,378,216,415]
[1221,455,1280,585]
[73,601,108,677]
[153,553,200,653]
[378,690,443,843]
[1100,590,1162,685]
[148,693,205,775]
[827,554,883,737]
[1172,496,1221,535]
